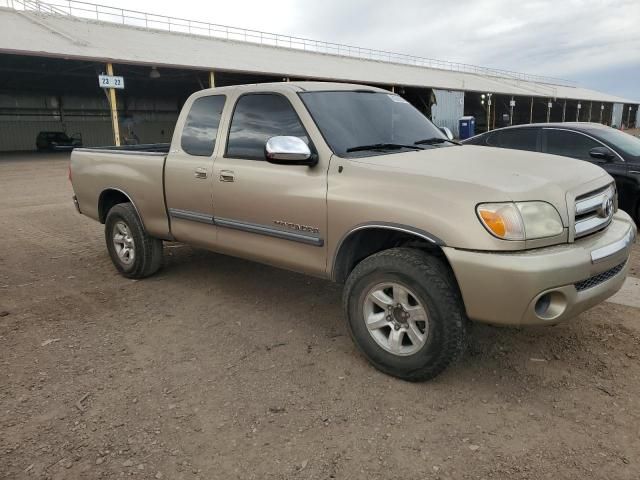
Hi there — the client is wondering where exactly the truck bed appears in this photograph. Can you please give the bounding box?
[70,145,171,239]
[74,143,171,154]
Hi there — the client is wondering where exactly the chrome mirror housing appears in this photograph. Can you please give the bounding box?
[265,136,313,165]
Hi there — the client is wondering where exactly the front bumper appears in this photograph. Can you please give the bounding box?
[444,211,637,326]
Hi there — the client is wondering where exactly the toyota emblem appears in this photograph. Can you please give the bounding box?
[599,196,614,219]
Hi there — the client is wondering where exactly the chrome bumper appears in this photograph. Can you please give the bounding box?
[591,226,636,263]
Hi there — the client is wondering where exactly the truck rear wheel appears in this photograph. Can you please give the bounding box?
[105,203,163,279]
[343,248,467,381]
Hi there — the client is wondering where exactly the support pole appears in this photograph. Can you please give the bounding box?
[58,95,65,125]
[627,106,632,129]
[529,97,533,124]
[492,100,496,130]
[486,96,491,132]
[106,63,120,147]
[600,104,604,124]
[509,96,514,125]
[391,85,395,93]
[208,71,215,88]
[588,101,592,122]
[546,100,551,123]
[576,102,581,122]
[562,100,566,122]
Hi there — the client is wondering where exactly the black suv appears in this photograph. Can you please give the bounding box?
[36,131,82,151]
[462,123,640,224]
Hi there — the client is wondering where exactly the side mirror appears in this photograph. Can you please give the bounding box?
[589,146,615,162]
[439,127,454,141]
[265,136,315,165]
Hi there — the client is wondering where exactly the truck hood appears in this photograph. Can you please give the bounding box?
[349,145,609,198]
[346,145,612,237]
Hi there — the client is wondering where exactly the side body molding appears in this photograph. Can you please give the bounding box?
[167,208,324,246]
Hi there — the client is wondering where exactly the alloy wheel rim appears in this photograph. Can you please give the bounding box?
[363,282,429,356]
[113,221,135,265]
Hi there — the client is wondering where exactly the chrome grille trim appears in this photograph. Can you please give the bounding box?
[574,184,615,239]
[575,215,613,237]
[575,188,613,216]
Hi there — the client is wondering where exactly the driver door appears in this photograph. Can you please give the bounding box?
[211,91,327,276]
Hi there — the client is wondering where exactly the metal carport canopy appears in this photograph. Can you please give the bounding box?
[0,6,637,105]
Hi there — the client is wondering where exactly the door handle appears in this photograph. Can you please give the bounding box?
[194,167,208,179]
[219,170,235,182]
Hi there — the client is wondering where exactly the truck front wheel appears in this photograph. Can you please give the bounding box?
[105,203,163,279]
[343,248,467,381]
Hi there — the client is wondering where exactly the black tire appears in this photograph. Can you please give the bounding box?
[343,248,467,381]
[105,203,163,279]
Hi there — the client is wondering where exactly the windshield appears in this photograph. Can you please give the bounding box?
[299,91,449,157]
[593,128,640,158]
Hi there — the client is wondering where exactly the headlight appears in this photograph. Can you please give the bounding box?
[477,201,563,240]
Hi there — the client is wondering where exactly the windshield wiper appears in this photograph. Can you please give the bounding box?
[346,143,423,153]
[414,137,460,146]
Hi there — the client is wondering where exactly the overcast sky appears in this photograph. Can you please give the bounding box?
[103,0,639,99]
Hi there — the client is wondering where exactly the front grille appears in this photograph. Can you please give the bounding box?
[574,261,626,292]
[574,185,615,239]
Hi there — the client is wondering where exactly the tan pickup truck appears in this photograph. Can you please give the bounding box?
[70,82,637,381]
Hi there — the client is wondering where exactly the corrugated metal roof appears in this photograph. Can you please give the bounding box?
[0,6,637,105]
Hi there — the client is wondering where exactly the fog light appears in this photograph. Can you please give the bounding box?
[535,293,551,317]
[534,291,567,320]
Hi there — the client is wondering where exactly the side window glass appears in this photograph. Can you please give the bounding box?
[485,132,499,146]
[226,93,309,160]
[181,95,226,156]
[499,129,538,151]
[545,130,600,161]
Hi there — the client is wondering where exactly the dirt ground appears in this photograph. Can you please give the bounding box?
[1,153,639,480]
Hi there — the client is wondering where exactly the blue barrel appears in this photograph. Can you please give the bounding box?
[459,116,476,139]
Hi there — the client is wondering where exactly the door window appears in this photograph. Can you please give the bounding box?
[226,93,309,160]
[544,129,601,160]
[181,95,226,156]
[484,131,500,146]
[498,128,538,151]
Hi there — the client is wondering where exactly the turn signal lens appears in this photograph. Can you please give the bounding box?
[479,210,506,237]
[477,203,525,240]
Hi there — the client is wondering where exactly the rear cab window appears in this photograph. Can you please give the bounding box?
[181,95,226,156]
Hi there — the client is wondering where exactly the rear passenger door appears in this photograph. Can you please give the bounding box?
[541,128,627,184]
[164,94,226,249]
[542,128,601,161]
[211,91,328,276]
